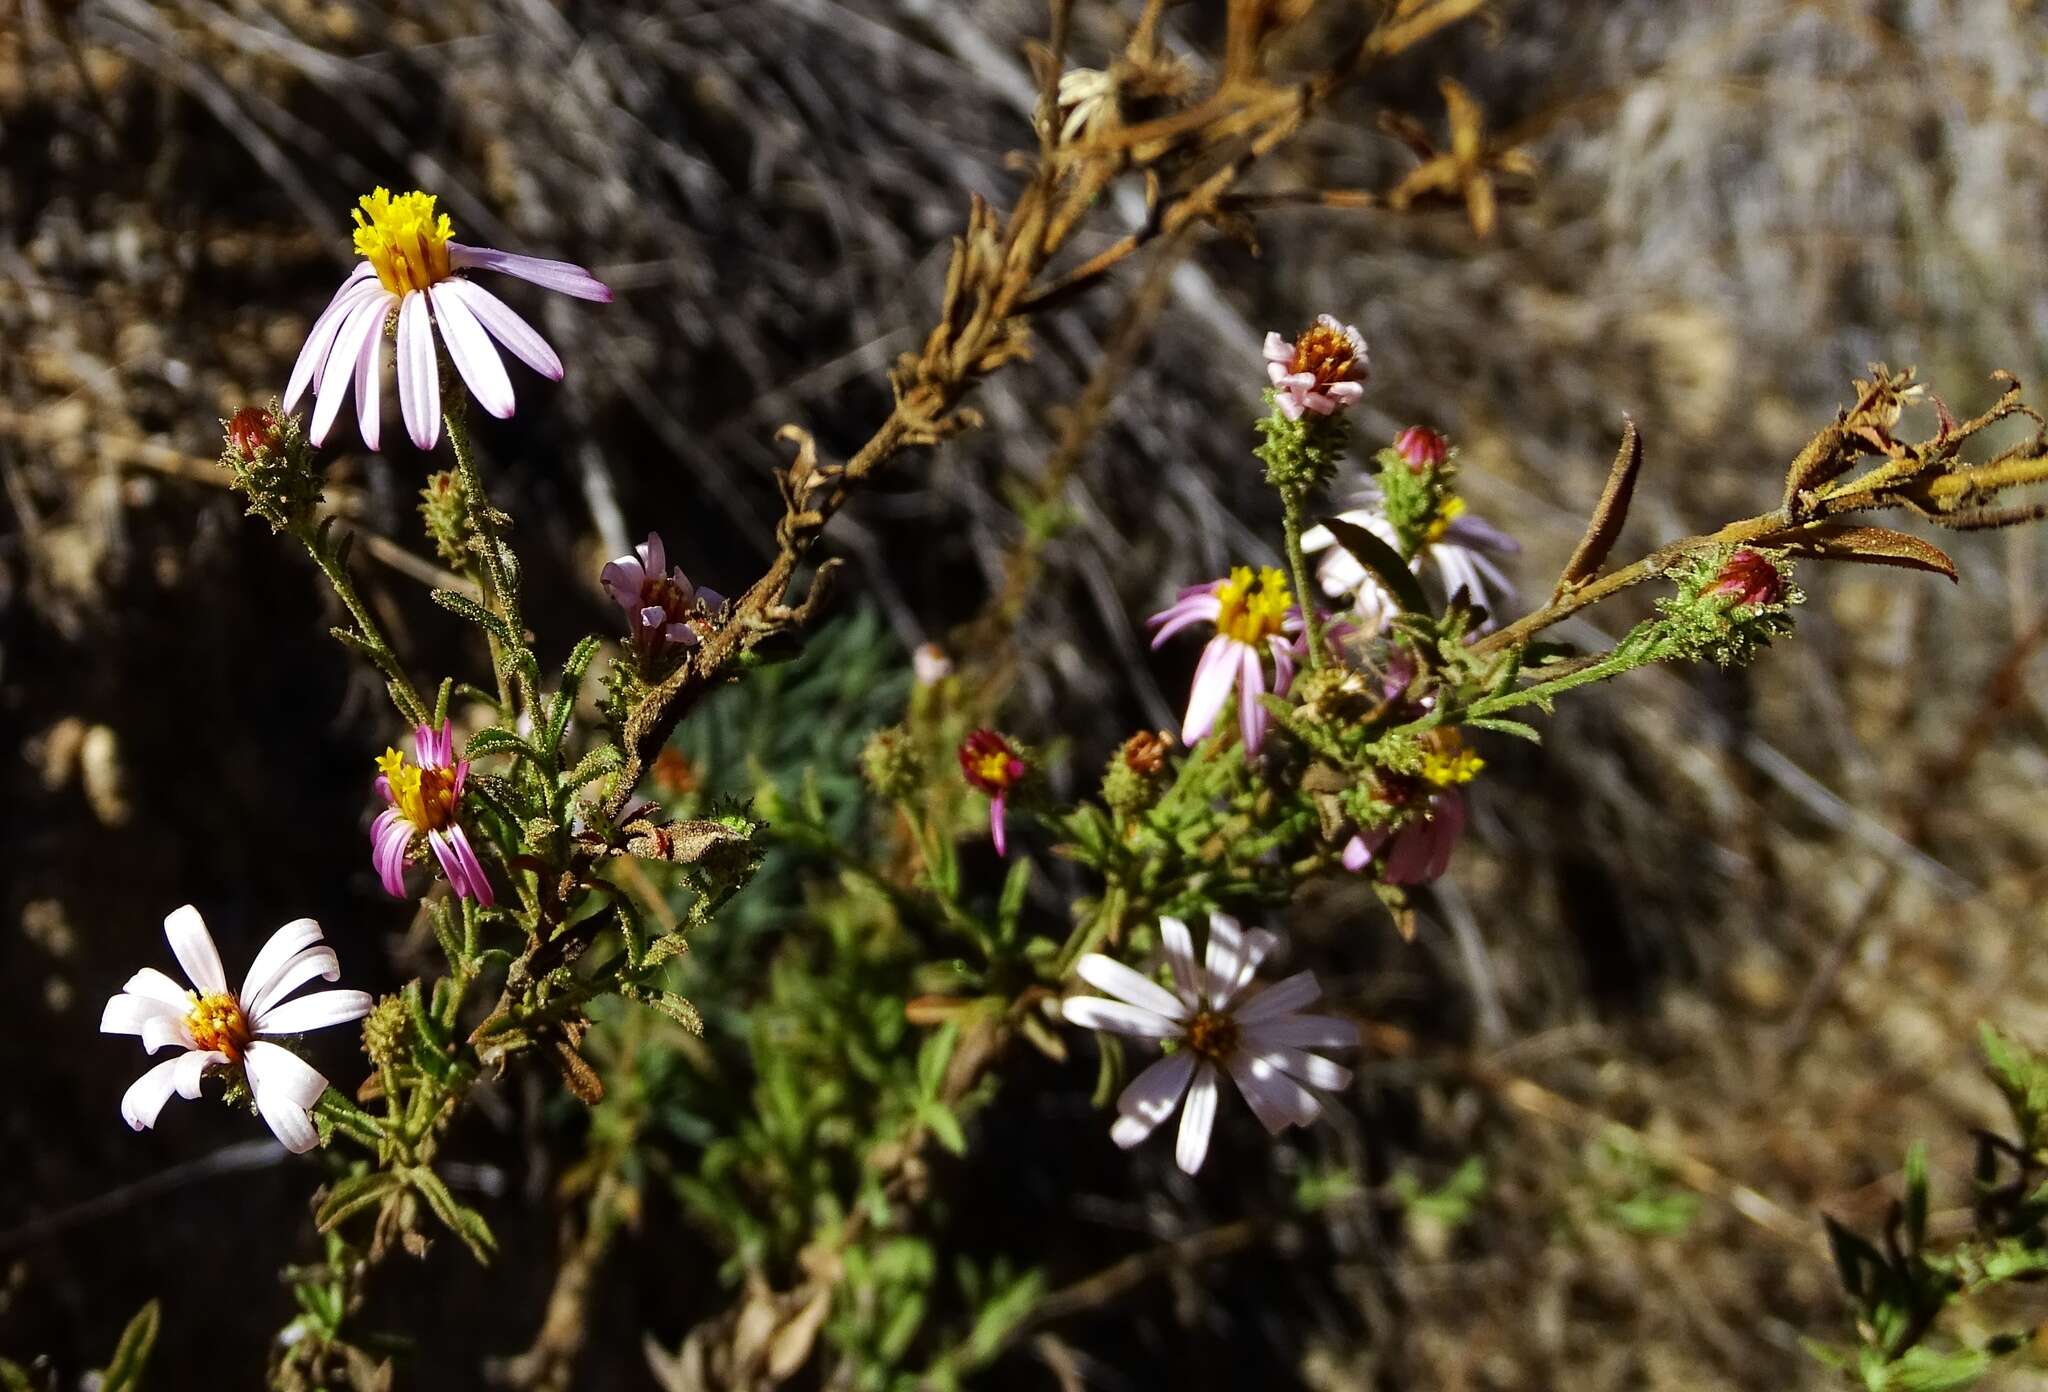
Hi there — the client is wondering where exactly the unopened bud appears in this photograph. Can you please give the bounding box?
[226,406,279,458]
[1709,548,1788,608]
[1393,425,1448,472]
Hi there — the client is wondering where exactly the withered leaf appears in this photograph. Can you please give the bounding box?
[1554,415,1641,596]
[1772,523,1957,581]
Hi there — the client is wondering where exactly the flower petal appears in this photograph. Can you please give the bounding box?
[430,283,515,419]
[240,918,325,1011]
[1224,1050,1320,1134]
[1237,641,1267,753]
[245,1039,328,1110]
[120,1054,187,1132]
[141,1013,196,1055]
[256,1088,320,1154]
[1242,1013,1359,1052]
[1074,954,1188,1020]
[1235,970,1323,1023]
[254,989,373,1038]
[163,904,226,995]
[1259,1044,1354,1092]
[1110,1052,1195,1149]
[1060,995,1183,1039]
[449,242,613,301]
[1158,916,1203,1006]
[1201,913,1279,1009]
[353,293,391,450]
[396,291,440,450]
[100,992,185,1038]
[283,275,383,411]
[1174,1062,1220,1174]
[119,967,190,1008]
[311,293,385,445]
[1181,637,1243,745]
[371,810,414,898]
[442,278,563,380]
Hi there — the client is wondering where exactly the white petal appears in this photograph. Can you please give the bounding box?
[1114,1052,1195,1131]
[1241,1013,1359,1051]
[283,276,383,411]
[1175,1062,1220,1174]
[100,992,184,1037]
[119,1055,187,1131]
[253,989,372,1037]
[1202,913,1279,1008]
[1235,970,1323,1023]
[1225,1050,1321,1134]
[141,1014,195,1054]
[163,905,225,995]
[311,293,385,444]
[1074,954,1188,1020]
[430,282,515,419]
[1158,916,1203,1007]
[1061,996,1182,1039]
[1260,1045,1353,1092]
[449,242,612,301]
[354,294,391,450]
[171,1049,226,1099]
[396,292,441,450]
[244,1039,328,1110]
[245,945,341,1021]
[256,1089,320,1154]
[119,967,191,1008]
[239,919,325,1011]
[443,278,562,380]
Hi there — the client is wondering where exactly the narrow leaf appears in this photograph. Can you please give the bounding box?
[431,588,516,642]
[1554,415,1641,594]
[1771,523,1958,581]
[1317,516,1430,616]
[99,1299,160,1392]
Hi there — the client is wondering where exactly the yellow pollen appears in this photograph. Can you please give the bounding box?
[1420,730,1484,787]
[1213,565,1293,646]
[1422,494,1467,545]
[352,187,455,297]
[377,747,461,831]
[1290,323,1358,385]
[1184,1009,1240,1062]
[187,992,251,1061]
[972,750,1017,788]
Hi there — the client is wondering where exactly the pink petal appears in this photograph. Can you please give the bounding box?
[429,282,516,419]
[449,242,613,301]
[442,278,563,380]
[1181,637,1242,745]
[1237,642,1267,754]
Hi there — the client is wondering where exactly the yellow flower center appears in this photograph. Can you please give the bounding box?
[1184,1009,1240,1062]
[1420,729,1484,787]
[1213,566,1293,646]
[971,750,1017,788]
[187,992,251,1061]
[378,748,461,831]
[1422,494,1467,545]
[1290,323,1359,386]
[352,187,455,297]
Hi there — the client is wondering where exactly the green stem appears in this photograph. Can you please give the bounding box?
[1280,488,1326,671]
[314,1088,385,1149]
[1465,643,1658,719]
[442,402,530,720]
[303,531,429,724]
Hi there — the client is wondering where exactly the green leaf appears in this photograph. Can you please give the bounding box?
[315,1170,408,1232]
[995,859,1033,942]
[406,1165,497,1263]
[431,587,515,644]
[1463,715,1543,742]
[561,742,625,793]
[1317,515,1431,616]
[461,725,538,765]
[1879,1344,1992,1391]
[920,1101,968,1157]
[98,1299,160,1392]
[916,1023,960,1100]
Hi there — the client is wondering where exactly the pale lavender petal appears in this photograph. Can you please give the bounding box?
[1181,637,1242,745]
[1243,1013,1360,1051]
[311,293,385,445]
[396,292,440,450]
[245,1039,328,1110]
[430,282,515,419]
[599,556,648,612]
[1175,1062,1220,1174]
[1236,970,1323,1024]
[1268,635,1298,699]
[1147,597,1221,649]
[120,1055,188,1132]
[1237,642,1267,753]
[353,293,392,450]
[163,905,225,995]
[1074,954,1188,1020]
[244,946,341,1022]
[1202,912,1279,1009]
[254,990,373,1037]
[240,918,324,1011]
[1060,996,1182,1039]
[442,278,563,380]
[1259,1044,1354,1092]
[1324,381,1365,405]
[1225,1050,1321,1134]
[449,243,612,301]
[283,276,384,411]
[1262,331,1292,364]
[1158,916,1202,1006]
[1111,1052,1196,1148]
[1341,834,1374,872]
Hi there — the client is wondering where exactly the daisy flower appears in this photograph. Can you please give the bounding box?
[959,729,1027,857]
[1302,486,1518,634]
[371,722,494,905]
[100,905,372,1153]
[1147,565,1301,754]
[1061,913,1357,1175]
[599,532,723,672]
[1262,315,1369,422]
[283,187,612,453]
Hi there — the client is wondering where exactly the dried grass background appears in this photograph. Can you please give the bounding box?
[6,1,2048,1387]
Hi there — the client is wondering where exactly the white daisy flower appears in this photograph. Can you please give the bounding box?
[99,905,373,1154]
[1301,485,1518,634]
[1061,914,1358,1175]
[283,187,611,453]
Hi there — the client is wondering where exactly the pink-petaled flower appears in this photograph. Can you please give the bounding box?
[599,532,723,670]
[283,187,611,453]
[1343,787,1468,885]
[1148,566,1301,754]
[1301,486,1518,634]
[1709,548,1788,608]
[959,729,1026,857]
[1061,913,1358,1175]
[1393,425,1449,471]
[99,905,372,1153]
[371,722,494,905]
[1262,315,1369,422]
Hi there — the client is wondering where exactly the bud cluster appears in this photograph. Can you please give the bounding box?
[1657,546,1802,667]
[217,404,323,534]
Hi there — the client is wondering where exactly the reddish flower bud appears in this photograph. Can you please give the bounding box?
[1393,425,1448,472]
[226,407,279,457]
[959,729,1027,857]
[1709,549,1787,607]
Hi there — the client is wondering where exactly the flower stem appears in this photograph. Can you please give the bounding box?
[301,527,429,725]
[1280,487,1326,671]
[442,401,531,720]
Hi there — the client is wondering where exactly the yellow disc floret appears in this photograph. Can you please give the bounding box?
[187,991,252,1061]
[1422,494,1467,545]
[1213,566,1293,646]
[1420,729,1485,787]
[1184,1009,1241,1062]
[377,747,461,831]
[352,187,455,297]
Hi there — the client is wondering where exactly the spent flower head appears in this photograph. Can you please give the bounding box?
[1061,914,1358,1174]
[1263,315,1369,422]
[371,722,493,905]
[100,905,371,1153]
[284,187,612,452]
